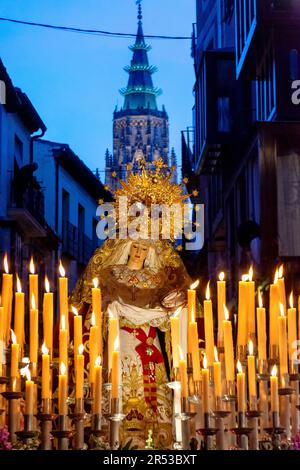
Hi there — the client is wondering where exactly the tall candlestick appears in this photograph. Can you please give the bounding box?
[237,360,246,412]
[178,346,188,399]
[202,355,210,413]
[278,303,288,378]
[170,308,180,370]
[14,275,25,351]
[217,272,226,347]
[72,306,82,367]
[287,292,297,372]
[29,294,39,374]
[59,261,69,337]
[111,337,120,400]
[10,329,19,380]
[29,257,39,310]
[189,305,201,381]
[237,275,248,348]
[24,366,34,416]
[204,282,214,367]
[92,278,102,357]
[213,347,222,399]
[43,277,53,357]
[93,356,102,415]
[247,266,255,339]
[247,340,256,408]
[278,265,286,314]
[58,362,68,415]
[270,365,279,412]
[108,313,118,371]
[89,312,99,384]
[0,305,4,375]
[257,291,267,361]
[59,314,68,373]
[269,270,279,357]
[41,342,50,399]
[2,254,13,345]
[223,305,235,382]
[76,344,84,400]
[188,280,199,353]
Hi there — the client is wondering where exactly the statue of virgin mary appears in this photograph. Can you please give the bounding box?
[69,160,201,449]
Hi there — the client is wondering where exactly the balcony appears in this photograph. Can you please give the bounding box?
[235,0,300,78]
[8,177,46,238]
[194,50,236,174]
[62,221,95,265]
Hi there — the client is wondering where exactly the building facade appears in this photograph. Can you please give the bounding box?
[183,0,300,298]
[0,58,110,305]
[105,4,174,190]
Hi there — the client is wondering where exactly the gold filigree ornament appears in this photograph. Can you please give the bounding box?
[106,158,191,241]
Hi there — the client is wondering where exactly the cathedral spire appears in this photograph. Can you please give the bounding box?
[120,1,162,110]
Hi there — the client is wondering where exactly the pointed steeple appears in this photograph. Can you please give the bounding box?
[120,2,162,110]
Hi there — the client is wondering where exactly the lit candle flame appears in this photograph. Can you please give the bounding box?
[95,355,101,366]
[289,291,294,309]
[61,314,66,330]
[45,277,50,293]
[248,339,254,356]
[16,274,22,293]
[92,278,99,289]
[72,306,78,316]
[4,254,9,274]
[237,360,243,374]
[60,362,66,375]
[173,307,182,318]
[20,365,31,381]
[279,302,284,317]
[78,344,84,355]
[190,279,199,290]
[214,346,219,363]
[274,269,279,285]
[248,266,253,282]
[91,311,96,326]
[218,272,225,281]
[42,342,49,355]
[241,274,249,282]
[29,257,35,274]
[278,264,283,279]
[178,345,184,361]
[223,304,229,321]
[205,281,210,301]
[113,335,119,351]
[11,329,17,344]
[59,261,65,277]
[258,290,263,308]
[31,293,36,310]
[203,354,208,369]
[271,364,277,377]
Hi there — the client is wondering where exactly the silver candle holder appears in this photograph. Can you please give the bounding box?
[106,397,125,450]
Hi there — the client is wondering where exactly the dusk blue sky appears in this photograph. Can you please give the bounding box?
[0,0,195,178]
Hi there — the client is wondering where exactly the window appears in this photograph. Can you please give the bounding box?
[78,204,85,234]
[217,97,231,132]
[62,190,70,225]
[14,135,23,163]
[256,40,276,121]
[290,49,299,81]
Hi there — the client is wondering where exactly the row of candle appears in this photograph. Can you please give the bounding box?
[0,255,120,417]
[171,267,299,417]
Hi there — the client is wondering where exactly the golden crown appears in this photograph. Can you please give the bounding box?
[101,158,191,241]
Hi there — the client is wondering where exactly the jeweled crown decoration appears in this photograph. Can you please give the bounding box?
[104,158,190,241]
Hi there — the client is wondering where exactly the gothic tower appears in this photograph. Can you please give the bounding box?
[106,3,170,189]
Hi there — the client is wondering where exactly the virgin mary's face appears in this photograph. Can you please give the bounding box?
[128,241,149,268]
